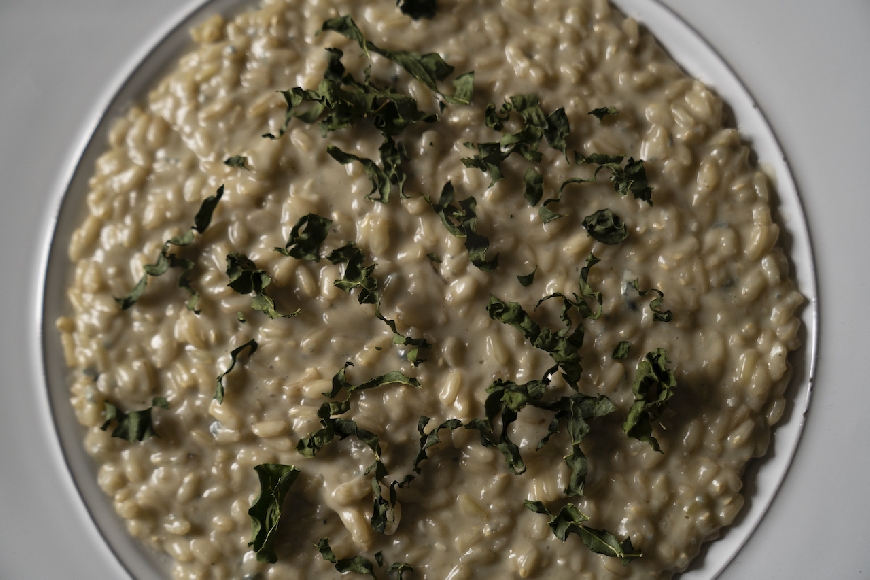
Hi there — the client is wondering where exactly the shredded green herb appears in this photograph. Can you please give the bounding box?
[588,106,618,122]
[627,280,673,322]
[214,339,258,404]
[517,266,537,287]
[524,501,641,564]
[623,348,676,452]
[426,181,498,271]
[114,185,224,312]
[226,253,299,319]
[248,464,300,563]
[397,0,437,20]
[224,155,250,170]
[612,341,632,359]
[100,396,168,442]
[275,213,333,261]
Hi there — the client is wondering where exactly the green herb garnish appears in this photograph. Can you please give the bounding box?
[412,416,463,473]
[114,185,224,311]
[327,136,407,203]
[275,213,333,261]
[321,16,473,104]
[582,208,628,244]
[534,392,615,496]
[623,348,676,452]
[627,280,673,322]
[224,155,250,170]
[248,464,300,563]
[327,244,432,364]
[524,501,641,564]
[226,253,299,319]
[215,339,258,404]
[588,106,618,121]
[612,341,631,359]
[426,181,498,271]
[517,266,537,287]
[397,0,437,20]
[100,396,168,442]
[316,538,377,578]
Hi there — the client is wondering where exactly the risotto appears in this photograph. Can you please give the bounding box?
[55,0,804,578]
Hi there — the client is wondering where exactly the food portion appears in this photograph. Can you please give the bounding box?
[56,0,804,578]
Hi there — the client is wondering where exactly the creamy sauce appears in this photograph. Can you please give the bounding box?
[57,1,803,578]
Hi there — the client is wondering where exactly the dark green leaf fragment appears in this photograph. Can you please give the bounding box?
[523,168,544,206]
[387,562,414,579]
[628,279,673,322]
[544,107,570,158]
[275,213,333,262]
[215,339,258,404]
[322,15,469,104]
[517,266,537,287]
[327,244,431,364]
[324,362,421,398]
[464,378,549,474]
[115,185,224,311]
[397,0,437,20]
[588,106,618,121]
[193,184,225,234]
[448,71,475,105]
[413,417,463,473]
[426,253,442,263]
[247,464,300,563]
[316,538,377,578]
[538,201,564,224]
[582,209,628,244]
[612,341,631,359]
[226,253,298,319]
[426,182,498,271]
[100,398,166,442]
[577,154,653,204]
[524,501,641,564]
[487,295,583,389]
[534,392,615,496]
[623,348,676,452]
[224,155,250,170]
[327,243,380,305]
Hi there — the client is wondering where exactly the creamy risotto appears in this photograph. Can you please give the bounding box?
[56,0,804,578]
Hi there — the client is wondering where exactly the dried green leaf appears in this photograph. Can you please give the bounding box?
[412,417,463,472]
[100,398,165,442]
[487,296,583,389]
[316,538,377,578]
[588,106,618,121]
[582,209,628,244]
[612,341,631,359]
[426,182,498,271]
[397,0,437,20]
[523,168,544,206]
[214,339,258,404]
[247,464,300,563]
[517,266,537,287]
[275,213,333,262]
[193,184,225,234]
[227,253,297,319]
[627,279,673,322]
[523,501,641,564]
[623,348,676,452]
[224,155,250,170]
[544,107,570,158]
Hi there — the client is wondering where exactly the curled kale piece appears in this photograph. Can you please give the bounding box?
[115,185,224,312]
[248,464,300,563]
[100,396,169,442]
[623,348,676,452]
[524,501,641,564]
[426,181,498,271]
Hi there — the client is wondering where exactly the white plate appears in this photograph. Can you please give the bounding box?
[3,1,867,579]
